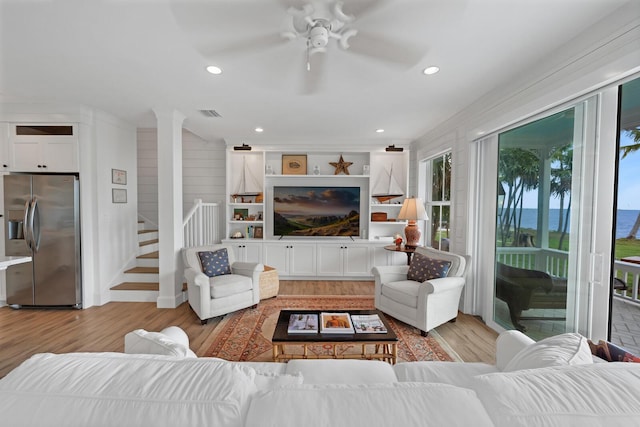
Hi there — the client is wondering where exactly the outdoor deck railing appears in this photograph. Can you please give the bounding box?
[613,260,640,305]
[498,247,640,305]
[496,247,569,277]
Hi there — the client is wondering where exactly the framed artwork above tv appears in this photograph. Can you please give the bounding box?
[273,186,360,237]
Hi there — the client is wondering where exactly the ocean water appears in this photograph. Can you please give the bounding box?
[504,208,639,239]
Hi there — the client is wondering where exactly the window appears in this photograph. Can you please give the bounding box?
[426,152,451,251]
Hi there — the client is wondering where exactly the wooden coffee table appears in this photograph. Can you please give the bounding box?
[272,309,398,364]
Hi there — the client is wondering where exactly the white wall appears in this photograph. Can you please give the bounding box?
[410,4,640,335]
[137,129,158,226]
[94,112,138,305]
[137,128,226,234]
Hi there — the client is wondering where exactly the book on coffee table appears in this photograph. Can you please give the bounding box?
[320,312,354,334]
[287,313,319,333]
[351,314,388,333]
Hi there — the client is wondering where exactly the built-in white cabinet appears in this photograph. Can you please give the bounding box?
[317,243,371,276]
[224,146,410,279]
[227,241,263,264]
[9,124,79,172]
[370,245,406,268]
[263,241,316,277]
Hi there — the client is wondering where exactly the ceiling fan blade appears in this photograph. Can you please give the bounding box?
[197,33,288,58]
[341,0,392,21]
[346,31,426,67]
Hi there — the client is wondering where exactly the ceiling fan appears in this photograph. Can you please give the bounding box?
[170,0,427,92]
[281,1,359,70]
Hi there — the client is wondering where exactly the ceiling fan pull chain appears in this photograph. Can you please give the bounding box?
[306,40,311,71]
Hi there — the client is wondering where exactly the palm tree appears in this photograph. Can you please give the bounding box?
[622,129,640,239]
[498,148,539,247]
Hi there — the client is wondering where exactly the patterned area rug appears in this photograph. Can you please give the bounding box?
[204,295,461,362]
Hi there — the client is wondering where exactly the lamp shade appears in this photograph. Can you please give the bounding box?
[397,198,428,249]
[397,198,428,221]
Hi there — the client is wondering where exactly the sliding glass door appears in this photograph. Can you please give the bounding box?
[492,101,597,340]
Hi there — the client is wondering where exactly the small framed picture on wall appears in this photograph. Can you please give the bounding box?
[282,154,307,175]
[112,169,127,185]
[112,188,127,203]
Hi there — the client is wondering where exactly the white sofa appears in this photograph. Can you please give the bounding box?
[1,330,640,427]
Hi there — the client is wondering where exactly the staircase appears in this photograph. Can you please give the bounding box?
[110,221,160,302]
[109,201,219,303]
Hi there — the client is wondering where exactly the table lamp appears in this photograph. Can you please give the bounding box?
[397,197,428,249]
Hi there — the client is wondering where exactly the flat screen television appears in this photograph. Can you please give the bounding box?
[273,186,360,237]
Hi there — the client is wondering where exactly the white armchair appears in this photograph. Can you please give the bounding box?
[182,244,263,324]
[372,246,469,336]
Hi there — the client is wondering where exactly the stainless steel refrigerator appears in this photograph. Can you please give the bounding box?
[4,174,81,308]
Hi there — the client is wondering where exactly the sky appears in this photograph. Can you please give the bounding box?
[617,131,640,210]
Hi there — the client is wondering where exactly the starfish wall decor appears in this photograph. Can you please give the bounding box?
[330,155,353,175]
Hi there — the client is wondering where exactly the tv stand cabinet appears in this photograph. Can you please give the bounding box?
[222,238,406,279]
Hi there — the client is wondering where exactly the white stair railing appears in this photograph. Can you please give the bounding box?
[183,199,220,248]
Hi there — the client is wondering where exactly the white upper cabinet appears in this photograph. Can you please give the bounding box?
[9,124,79,172]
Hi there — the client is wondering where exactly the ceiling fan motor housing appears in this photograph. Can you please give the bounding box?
[309,25,329,48]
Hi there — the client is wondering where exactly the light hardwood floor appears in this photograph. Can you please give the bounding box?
[0,280,497,378]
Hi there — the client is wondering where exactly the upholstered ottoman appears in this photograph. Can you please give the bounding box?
[259,265,279,300]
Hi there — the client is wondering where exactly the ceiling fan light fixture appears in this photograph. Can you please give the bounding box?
[385,145,403,152]
[206,65,223,75]
[309,25,329,48]
[233,143,252,151]
[423,66,440,75]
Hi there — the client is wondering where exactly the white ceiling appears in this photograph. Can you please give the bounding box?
[0,0,632,146]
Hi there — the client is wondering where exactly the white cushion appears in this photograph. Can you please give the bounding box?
[0,353,257,427]
[380,280,419,308]
[209,273,253,298]
[394,361,498,388]
[471,363,640,427]
[253,371,304,390]
[495,330,536,371]
[503,332,593,372]
[124,328,196,358]
[285,359,397,384]
[245,382,494,427]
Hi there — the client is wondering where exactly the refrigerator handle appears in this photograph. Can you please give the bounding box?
[29,197,40,252]
[23,199,33,251]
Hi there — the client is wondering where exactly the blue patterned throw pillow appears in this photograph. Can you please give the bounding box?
[407,252,452,282]
[198,249,231,278]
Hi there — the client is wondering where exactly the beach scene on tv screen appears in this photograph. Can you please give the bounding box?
[273,186,360,236]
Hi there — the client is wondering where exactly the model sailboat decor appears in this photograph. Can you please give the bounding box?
[232,156,262,202]
[372,164,404,203]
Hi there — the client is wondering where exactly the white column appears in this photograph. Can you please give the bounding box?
[153,108,185,308]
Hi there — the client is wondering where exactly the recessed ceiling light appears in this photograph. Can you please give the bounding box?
[376,129,384,133]
[206,65,222,75]
[423,66,440,75]
[255,127,264,133]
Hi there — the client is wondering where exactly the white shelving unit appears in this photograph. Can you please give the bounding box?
[223,148,410,276]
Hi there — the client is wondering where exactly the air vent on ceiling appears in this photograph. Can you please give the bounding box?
[199,109,222,118]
